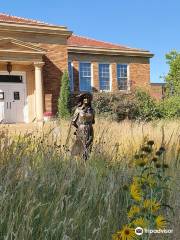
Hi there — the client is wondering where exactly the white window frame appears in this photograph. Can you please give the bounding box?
[116,63,130,91]
[68,61,74,92]
[98,63,112,92]
[91,63,94,91]
[79,61,93,92]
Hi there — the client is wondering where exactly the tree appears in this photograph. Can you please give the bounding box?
[160,50,180,118]
[58,70,71,119]
[165,50,180,96]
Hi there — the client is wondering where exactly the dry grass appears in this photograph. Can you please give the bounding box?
[2,119,180,142]
[1,119,180,158]
[0,119,179,240]
[93,119,180,161]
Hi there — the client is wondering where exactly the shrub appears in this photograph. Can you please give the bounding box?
[58,70,71,119]
[134,89,163,120]
[93,90,162,121]
[93,92,138,121]
[159,96,180,118]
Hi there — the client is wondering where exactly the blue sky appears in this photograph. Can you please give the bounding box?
[1,0,180,83]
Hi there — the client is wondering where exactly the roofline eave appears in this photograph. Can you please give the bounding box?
[68,46,154,58]
[150,82,166,85]
[0,22,72,37]
[0,50,46,55]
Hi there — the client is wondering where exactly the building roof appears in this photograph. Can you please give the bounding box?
[0,13,153,56]
[68,34,143,51]
[0,13,50,26]
[68,35,153,57]
[0,13,72,37]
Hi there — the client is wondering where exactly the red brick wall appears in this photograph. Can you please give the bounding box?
[68,53,151,93]
[39,44,68,114]
[111,63,118,91]
[92,62,99,91]
[129,58,150,90]
[150,84,164,100]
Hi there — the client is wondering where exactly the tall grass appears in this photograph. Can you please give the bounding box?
[0,119,179,240]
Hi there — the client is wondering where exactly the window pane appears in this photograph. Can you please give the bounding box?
[117,64,128,90]
[99,64,110,90]
[68,62,74,91]
[79,63,92,91]
[0,75,23,83]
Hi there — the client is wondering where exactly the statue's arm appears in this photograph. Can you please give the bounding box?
[92,109,95,124]
[72,108,79,128]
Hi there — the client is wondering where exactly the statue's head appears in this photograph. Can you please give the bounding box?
[76,92,93,107]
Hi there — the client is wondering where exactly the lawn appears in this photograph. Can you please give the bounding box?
[0,119,179,240]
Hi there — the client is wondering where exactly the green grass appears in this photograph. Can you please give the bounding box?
[0,125,179,240]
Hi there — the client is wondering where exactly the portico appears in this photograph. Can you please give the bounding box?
[0,37,46,123]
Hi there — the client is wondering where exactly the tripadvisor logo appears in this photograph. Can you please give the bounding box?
[135,227,173,235]
[135,227,143,236]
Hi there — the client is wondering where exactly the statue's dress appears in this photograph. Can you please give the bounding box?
[71,105,95,159]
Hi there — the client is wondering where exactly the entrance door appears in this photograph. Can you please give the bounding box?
[0,84,25,123]
[9,85,25,123]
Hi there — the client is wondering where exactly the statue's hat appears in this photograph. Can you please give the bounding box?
[76,92,93,102]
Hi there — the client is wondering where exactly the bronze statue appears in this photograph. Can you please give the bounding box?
[71,92,95,160]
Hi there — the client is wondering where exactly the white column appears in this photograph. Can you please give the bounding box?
[34,62,44,121]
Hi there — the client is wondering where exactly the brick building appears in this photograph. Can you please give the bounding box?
[0,13,159,123]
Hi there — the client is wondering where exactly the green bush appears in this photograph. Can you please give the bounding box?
[72,88,179,121]
[58,70,71,119]
[93,92,138,121]
[93,90,162,121]
[134,89,163,120]
[159,96,180,118]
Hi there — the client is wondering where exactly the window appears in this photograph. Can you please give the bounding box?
[99,64,110,91]
[0,92,4,100]
[14,92,20,100]
[79,62,92,91]
[0,75,23,83]
[117,64,128,90]
[68,62,74,91]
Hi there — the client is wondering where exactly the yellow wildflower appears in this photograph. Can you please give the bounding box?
[130,182,142,202]
[128,205,140,218]
[112,225,138,240]
[112,231,121,240]
[155,215,167,229]
[132,176,141,184]
[142,174,156,187]
[143,199,160,213]
[135,159,147,167]
[132,217,149,228]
